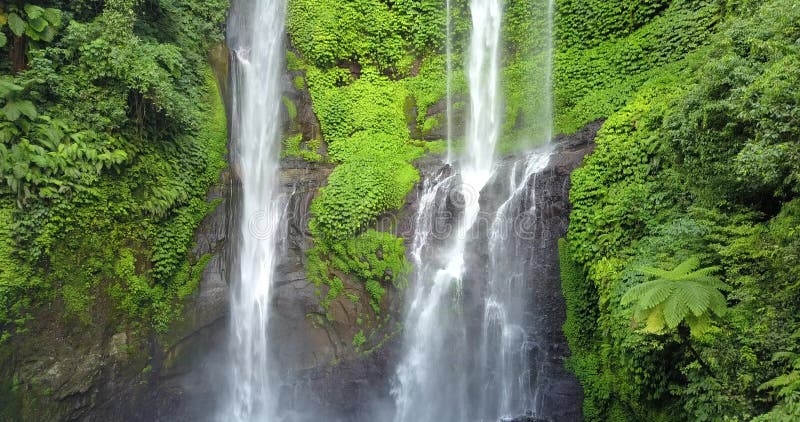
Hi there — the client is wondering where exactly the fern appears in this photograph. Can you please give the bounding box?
[621,256,730,337]
[759,331,800,399]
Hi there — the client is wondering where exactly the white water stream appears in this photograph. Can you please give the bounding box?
[224,0,287,420]
[392,0,557,420]
[392,0,504,420]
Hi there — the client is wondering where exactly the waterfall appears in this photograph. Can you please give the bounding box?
[392,0,504,420]
[393,0,560,420]
[475,0,557,418]
[223,0,287,420]
[476,151,552,419]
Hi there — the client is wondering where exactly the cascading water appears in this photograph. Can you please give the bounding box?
[392,0,504,420]
[224,0,287,420]
[475,0,556,418]
[476,150,552,420]
[393,0,566,420]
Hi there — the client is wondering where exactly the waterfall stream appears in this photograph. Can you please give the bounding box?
[393,0,559,420]
[224,0,287,420]
[392,0,505,420]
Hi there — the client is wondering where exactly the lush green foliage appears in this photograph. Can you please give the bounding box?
[281,133,322,162]
[554,0,724,133]
[555,0,672,50]
[287,4,445,322]
[0,0,228,340]
[621,257,729,337]
[563,0,800,419]
[287,0,446,72]
[307,229,410,316]
[303,67,425,242]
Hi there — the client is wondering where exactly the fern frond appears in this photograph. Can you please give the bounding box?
[685,265,719,276]
[645,304,666,333]
[758,372,800,393]
[663,290,690,329]
[772,351,800,362]
[686,314,712,337]
[694,276,731,291]
[707,289,728,317]
[672,256,701,276]
[638,281,674,309]
[623,257,729,337]
[621,279,663,305]
[639,266,675,279]
[682,281,712,317]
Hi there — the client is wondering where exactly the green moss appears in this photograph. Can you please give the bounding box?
[559,238,603,418]
[352,330,366,350]
[286,50,302,72]
[308,230,410,314]
[420,140,448,155]
[0,202,39,342]
[282,133,323,162]
[293,75,306,90]
[0,370,22,422]
[282,95,298,123]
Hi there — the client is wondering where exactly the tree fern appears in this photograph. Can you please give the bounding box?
[621,256,730,337]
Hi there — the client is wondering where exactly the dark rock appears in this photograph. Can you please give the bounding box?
[501,415,550,422]
[458,122,600,422]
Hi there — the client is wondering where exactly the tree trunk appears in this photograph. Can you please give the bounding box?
[678,324,713,376]
[10,35,27,74]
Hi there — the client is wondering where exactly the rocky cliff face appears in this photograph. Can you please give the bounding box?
[463,121,600,422]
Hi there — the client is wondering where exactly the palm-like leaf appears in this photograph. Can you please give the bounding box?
[622,256,730,337]
[759,352,800,398]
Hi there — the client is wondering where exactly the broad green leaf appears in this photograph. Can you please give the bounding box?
[2,102,20,121]
[0,13,7,26]
[27,17,47,33]
[7,13,25,37]
[39,25,55,42]
[15,100,37,120]
[43,8,62,27]
[23,5,44,20]
[24,27,41,41]
[0,32,6,48]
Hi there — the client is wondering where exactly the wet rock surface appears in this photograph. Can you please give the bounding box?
[459,123,600,422]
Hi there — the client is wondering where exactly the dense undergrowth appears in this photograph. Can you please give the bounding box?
[286,0,437,330]
[0,0,228,342]
[559,0,800,419]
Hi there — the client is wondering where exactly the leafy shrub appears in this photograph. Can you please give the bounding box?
[564,1,800,419]
[0,0,228,339]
